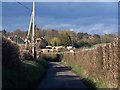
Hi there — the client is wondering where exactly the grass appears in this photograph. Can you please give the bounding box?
[2,59,48,88]
[62,61,107,89]
[72,66,85,77]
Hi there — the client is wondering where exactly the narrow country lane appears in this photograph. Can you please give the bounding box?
[37,62,87,89]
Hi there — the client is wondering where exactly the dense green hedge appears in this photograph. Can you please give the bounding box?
[2,37,20,67]
[2,37,48,88]
[3,60,48,88]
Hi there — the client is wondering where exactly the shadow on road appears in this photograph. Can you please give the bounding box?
[54,66,72,72]
[37,62,97,89]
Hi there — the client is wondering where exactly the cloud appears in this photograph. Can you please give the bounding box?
[0,25,2,30]
[2,2,118,34]
[87,24,104,32]
[69,28,74,31]
[74,24,117,34]
[42,23,117,35]
[43,23,76,29]
[60,24,76,27]
[102,29,114,34]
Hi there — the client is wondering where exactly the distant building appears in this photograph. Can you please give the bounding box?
[36,38,41,43]
[18,37,25,46]
[88,36,94,40]
[41,48,53,53]
[46,45,52,49]
[7,35,24,46]
[53,46,65,52]
[36,37,46,43]
[66,46,73,50]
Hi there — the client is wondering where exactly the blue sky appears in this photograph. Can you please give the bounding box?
[2,2,118,34]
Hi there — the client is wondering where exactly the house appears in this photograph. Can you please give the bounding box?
[53,46,65,52]
[36,38,41,43]
[41,46,53,53]
[36,37,45,43]
[18,37,25,46]
[41,46,65,53]
[41,45,53,53]
[66,46,73,50]
[46,45,52,49]
[7,35,25,46]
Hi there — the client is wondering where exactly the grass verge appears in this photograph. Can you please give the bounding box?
[2,59,48,88]
[62,61,107,89]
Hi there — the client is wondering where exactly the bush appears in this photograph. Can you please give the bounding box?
[73,41,92,48]
[2,60,48,88]
[41,53,63,62]
[19,51,33,60]
[2,37,20,67]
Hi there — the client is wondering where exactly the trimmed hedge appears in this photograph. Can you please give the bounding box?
[41,53,63,62]
[2,37,20,67]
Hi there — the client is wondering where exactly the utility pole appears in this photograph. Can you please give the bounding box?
[25,1,36,59]
[32,1,35,58]
[25,13,33,49]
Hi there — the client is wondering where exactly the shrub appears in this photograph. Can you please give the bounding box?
[19,51,33,60]
[73,41,92,48]
[41,53,63,62]
[3,60,48,88]
[2,37,20,67]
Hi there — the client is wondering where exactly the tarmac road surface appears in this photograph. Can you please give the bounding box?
[37,62,87,89]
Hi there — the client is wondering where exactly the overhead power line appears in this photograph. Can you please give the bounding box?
[16,1,32,12]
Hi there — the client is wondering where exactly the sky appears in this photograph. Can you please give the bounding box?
[2,2,118,35]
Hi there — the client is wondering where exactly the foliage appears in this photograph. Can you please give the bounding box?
[10,29,27,40]
[77,32,89,39]
[50,37,61,46]
[2,37,20,67]
[62,61,107,89]
[60,32,72,47]
[39,39,48,49]
[4,27,116,47]
[93,34,101,44]
[101,34,115,43]
[73,41,92,48]
[19,51,33,60]
[2,59,48,88]
[2,29,7,36]
[43,29,60,44]
[35,28,43,38]
[72,66,97,89]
